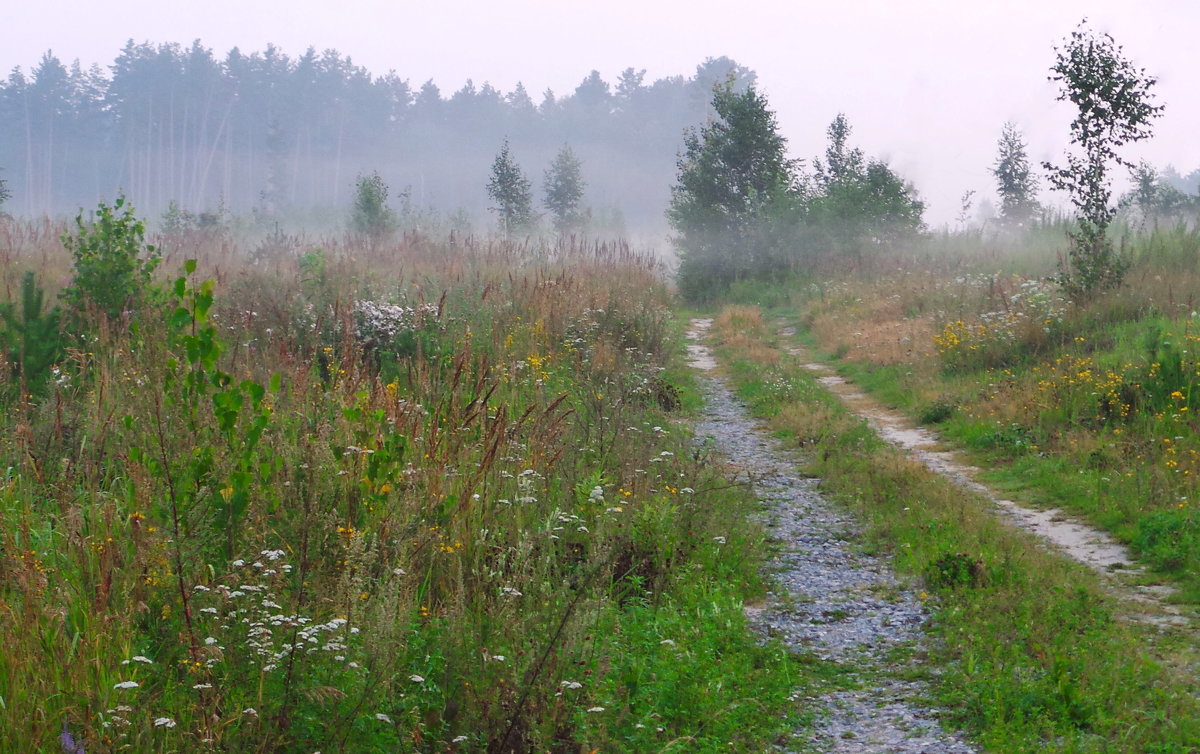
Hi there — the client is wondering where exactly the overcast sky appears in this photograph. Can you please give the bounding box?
[4,0,1197,225]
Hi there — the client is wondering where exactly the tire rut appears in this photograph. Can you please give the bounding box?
[687,318,977,754]
[776,325,1192,630]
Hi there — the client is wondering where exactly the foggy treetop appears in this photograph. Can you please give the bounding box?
[1,41,757,228]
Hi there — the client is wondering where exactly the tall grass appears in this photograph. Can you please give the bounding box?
[777,220,1200,599]
[0,220,800,751]
[713,306,1200,752]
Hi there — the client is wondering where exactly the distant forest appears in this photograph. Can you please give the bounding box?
[0,42,760,231]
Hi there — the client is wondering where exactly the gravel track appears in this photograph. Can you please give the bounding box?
[687,319,977,753]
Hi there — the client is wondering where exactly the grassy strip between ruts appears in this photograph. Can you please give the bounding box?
[710,305,1200,754]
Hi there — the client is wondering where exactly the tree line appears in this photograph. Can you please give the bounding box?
[671,21,1186,302]
[668,84,926,300]
[0,42,755,229]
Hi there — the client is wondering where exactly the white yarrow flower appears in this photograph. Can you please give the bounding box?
[409,674,425,683]
[153,717,176,728]
[113,681,139,689]
[374,713,394,724]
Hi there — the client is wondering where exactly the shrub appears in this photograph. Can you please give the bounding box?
[925,551,986,590]
[350,172,398,240]
[60,195,161,330]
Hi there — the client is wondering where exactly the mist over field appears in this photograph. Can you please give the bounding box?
[7,4,1200,753]
[0,46,759,234]
[5,1,1200,229]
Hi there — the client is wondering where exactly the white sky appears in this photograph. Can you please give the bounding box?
[4,0,1197,225]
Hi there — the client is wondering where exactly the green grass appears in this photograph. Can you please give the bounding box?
[0,223,813,752]
[712,309,1200,752]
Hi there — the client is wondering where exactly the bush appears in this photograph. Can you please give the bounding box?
[350,172,397,240]
[925,551,986,589]
[60,195,161,330]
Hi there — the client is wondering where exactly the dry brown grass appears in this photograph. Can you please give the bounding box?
[714,304,767,337]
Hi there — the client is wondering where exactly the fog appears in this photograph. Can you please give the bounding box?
[3,0,1198,229]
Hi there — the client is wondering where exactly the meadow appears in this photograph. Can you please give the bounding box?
[0,208,808,752]
[703,220,1200,751]
[785,222,1200,599]
[710,294,1200,752]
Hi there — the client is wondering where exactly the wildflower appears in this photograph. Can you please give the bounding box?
[374,713,394,724]
[659,639,676,647]
[452,735,469,743]
[712,536,726,545]
[113,681,139,690]
[409,674,425,683]
[560,680,583,689]
[153,718,176,728]
[587,707,605,713]
[60,723,85,754]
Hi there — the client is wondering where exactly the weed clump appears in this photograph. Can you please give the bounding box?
[924,552,986,590]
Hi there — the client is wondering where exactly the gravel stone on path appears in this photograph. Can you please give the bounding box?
[688,321,976,753]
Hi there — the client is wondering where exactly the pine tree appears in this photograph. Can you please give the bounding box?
[1,271,64,400]
[543,145,586,235]
[486,139,534,235]
[806,114,925,253]
[992,122,1039,228]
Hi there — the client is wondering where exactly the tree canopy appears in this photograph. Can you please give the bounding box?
[0,45,754,230]
[1044,19,1164,297]
[993,122,1040,228]
[668,81,795,298]
[669,92,924,300]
